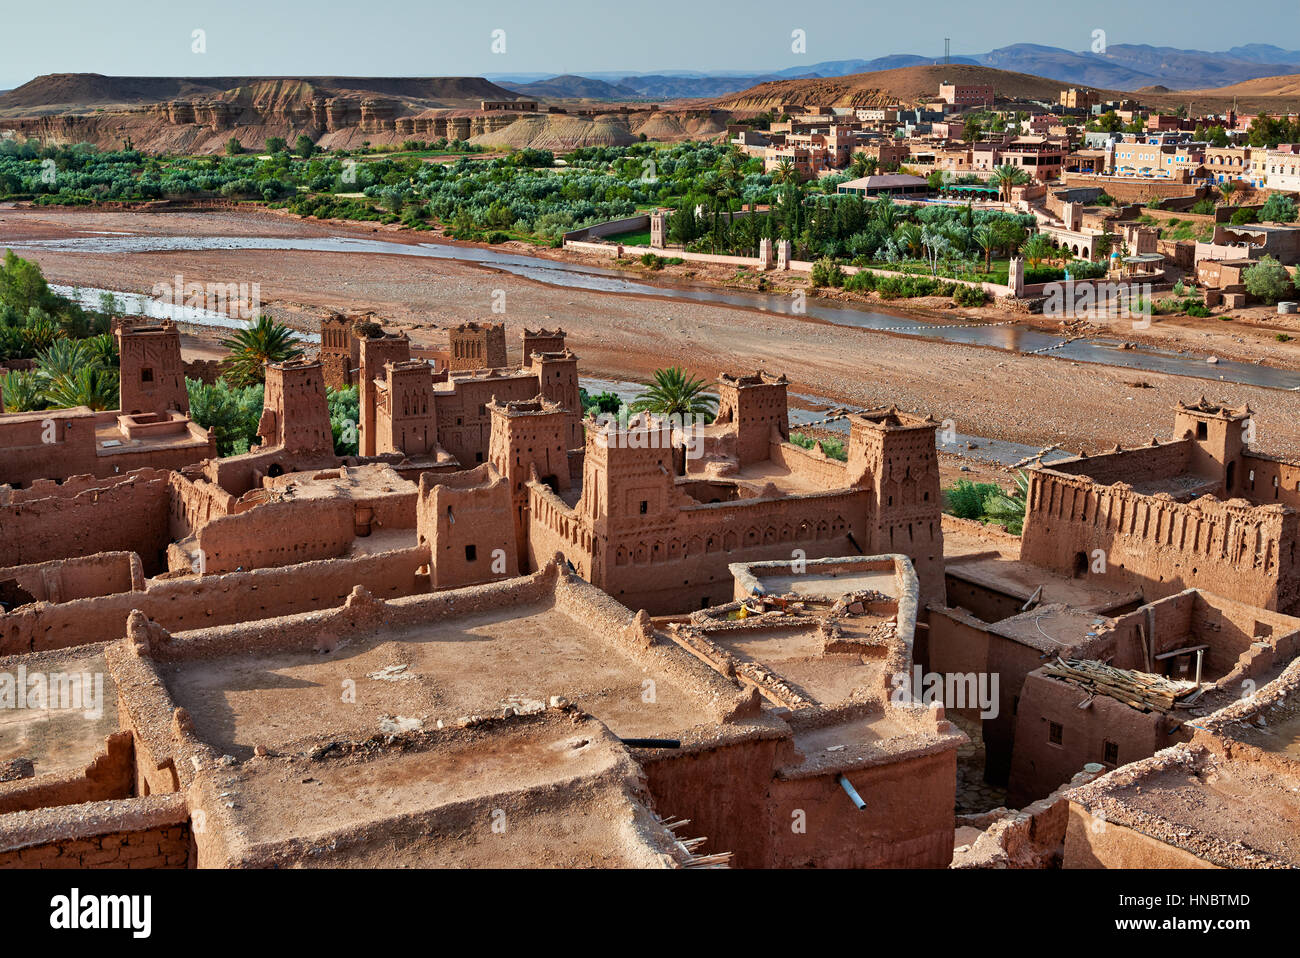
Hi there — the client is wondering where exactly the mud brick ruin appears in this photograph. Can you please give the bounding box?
[4,318,1300,869]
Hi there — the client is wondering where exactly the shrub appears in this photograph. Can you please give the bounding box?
[1230,207,1259,225]
[843,270,875,293]
[1277,333,1292,342]
[953,285,987,307]
[1190,199,1216,215]
[1259,194,1298,223]
[943,480,1000,520]
[810,256,845,288]
[1243,255,1295,304]
[1185,303,1211,318]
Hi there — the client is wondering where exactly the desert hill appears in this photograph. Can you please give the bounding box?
[712,63,1092,110]
[0,73,522,117]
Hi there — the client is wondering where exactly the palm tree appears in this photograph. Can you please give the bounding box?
[974,223,1002,273]
[871,195,899,231]
[35,338,99,387]
[771,159,797,185]
[1218,179,1239,206]
[980,471,1030,535]
[1020,233,1054,269]
[0,369,45,412]
[219,315,303,386]
[849,152,879,178]
[992,163,1030,202]
[43,365,119,411]
[84,332,119,369]
[629,367,718,475]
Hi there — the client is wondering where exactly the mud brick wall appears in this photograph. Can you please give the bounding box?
[193,497,357,573]
[0,552,141,604]
[0,733,134,815]
[0,469,172,574]
[1022,469,1297,611]
[0,546,428,655]
[1242,453,1300,511]
[0,794,191,869]
[1048,440,1194,487]
[1008,672,1164,806]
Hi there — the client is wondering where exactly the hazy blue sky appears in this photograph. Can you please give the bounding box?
[3,0,1295,89]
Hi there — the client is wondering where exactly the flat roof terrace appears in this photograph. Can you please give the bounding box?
[110,562,756,765]
[0,646,119,777]
[188,711,684,868]
[1067,741,1300,867]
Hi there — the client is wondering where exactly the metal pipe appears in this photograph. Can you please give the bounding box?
[1194,648,1204,687]
[837,773,867,810]
[620,738,681,749]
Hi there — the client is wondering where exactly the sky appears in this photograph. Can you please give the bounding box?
[2,0,1296,89]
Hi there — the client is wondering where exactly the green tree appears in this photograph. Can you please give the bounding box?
[629,366,718,475]
[328,385,360,455]
[43,365,118,411]
[1243,256,1296,305]
[992,163,1030,202]
[265,137,288,154]
[0,249,54,315]
[218,315,303,386]
[186,377,265,456]
[225,138,244,155]
[294,134,316,159]
[1259,194,1298,224]
[0,369,44,411]
[1020,233,1054,268]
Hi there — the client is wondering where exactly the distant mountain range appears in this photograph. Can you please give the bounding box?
[493,43,1300,100]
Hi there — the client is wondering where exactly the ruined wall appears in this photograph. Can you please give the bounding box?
[768,439,849,489]
[0,552,141,606]
[1063,804,1218,869]
[0,409,99,488]
[0,547,429,655]
[1021,469,1300,611]
[0,469,173,574]
[1048,440,1194,487]
[1007,672,1165,806]
[167,471,235,541]
[0,794,191,869]
[190,497,359,574]
[0,733,134,815]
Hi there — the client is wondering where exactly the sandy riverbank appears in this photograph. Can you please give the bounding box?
[4,203,1299,461]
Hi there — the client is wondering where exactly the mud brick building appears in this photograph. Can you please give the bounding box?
[0,320,215,488]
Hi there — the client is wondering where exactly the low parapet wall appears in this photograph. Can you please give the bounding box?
[0,792,190,869]
[0,546,429,656]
